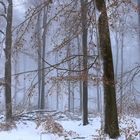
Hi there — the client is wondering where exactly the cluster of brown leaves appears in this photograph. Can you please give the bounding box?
[0,121,16,131]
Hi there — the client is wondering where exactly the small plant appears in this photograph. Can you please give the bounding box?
[93,127,107,140]
[0,121,16,131]
[36,115,64,136]
[119,116,140,140]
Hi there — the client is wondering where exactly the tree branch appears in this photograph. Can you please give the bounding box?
[0,13,7,21]
[0,1,7,13]
[0,29,5,35]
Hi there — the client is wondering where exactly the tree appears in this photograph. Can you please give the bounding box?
[95,0,120,138]
[4,0,13,121]
[33,0,51,109]
[81,0,88,125]
[40,6,48,109]
[138,0,140,55]
[35,11,42,109]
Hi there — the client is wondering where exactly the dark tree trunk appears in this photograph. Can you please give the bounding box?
[77,36,82,113]
[4,0,13,121]
[95,0,120,138]
[81,0,88,125]
[138,0,140,55]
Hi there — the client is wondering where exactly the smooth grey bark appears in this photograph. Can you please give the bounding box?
[40,7,48,109]
[35,5,48,109]
[35,12,42,109]
[95,0,120,138]
[14,50,18,109]
[68,80,71,111]
[77,36,82,113]
[120,32,124,114]
[138,0,140,55]
[81,0,88,125]
[4,0,13,121]
[93,1,101,113]
[115,32,119,79]
[67,43,74,113]
[56,53,59,110]
[67,43,72,112]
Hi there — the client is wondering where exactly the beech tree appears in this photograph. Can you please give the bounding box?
[4,0,13,121]
[138,0,140,55]
[81,0,88,125]
[95,0,120,138]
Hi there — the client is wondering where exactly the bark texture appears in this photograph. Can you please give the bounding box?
[95,0,120,138]
[81,0,88,125]
[5,0,13,121]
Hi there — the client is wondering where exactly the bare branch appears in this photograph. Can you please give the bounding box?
[0,1,7,13]
[41,54,98,72]
[0,13,7,21]
[0,29,5,35]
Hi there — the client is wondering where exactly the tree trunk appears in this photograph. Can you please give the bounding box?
[40,7,48,109]
[95,0,120,138]
[138,0,140,55]
[35,12,42,109]
[56,53,59,110]
[93,1,102,113]
[67,43,72,112]
[77,36,82,113]
[4,0,13,121]
[81,0,88,125]
[115,32,119,79]
[120,32,124,114]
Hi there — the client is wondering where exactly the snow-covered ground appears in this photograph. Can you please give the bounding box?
[0,114,140,140]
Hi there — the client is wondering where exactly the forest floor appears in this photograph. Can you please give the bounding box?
[0,112,140,140]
